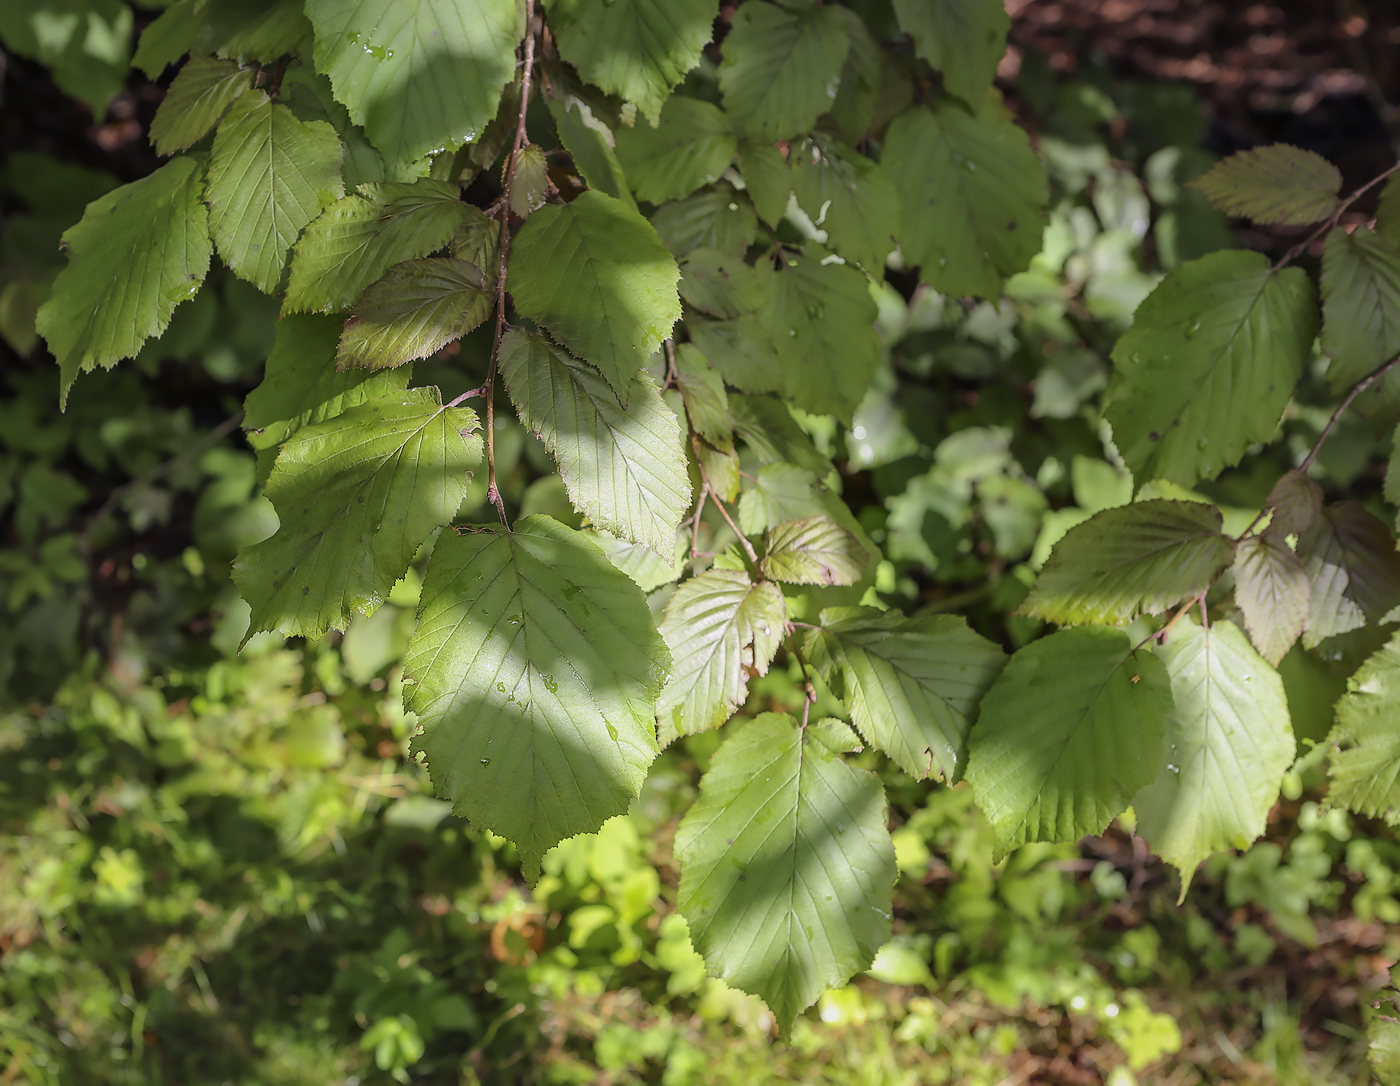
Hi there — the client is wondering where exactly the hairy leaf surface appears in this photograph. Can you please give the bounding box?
[337,258,492,370]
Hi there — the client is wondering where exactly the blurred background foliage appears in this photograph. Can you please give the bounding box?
[3,0,1400,1083]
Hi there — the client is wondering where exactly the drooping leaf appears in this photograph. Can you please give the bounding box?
[679,249,768,319]
[1321,226,1400,392]
[134,0,199,77]
[651,183,759,256]
[674,713,895,1034]
[655,570,786,744]
[718,2,850,142]
[1298,502,1400,647]
[1233,533,1310,666]
[790,137,900,276]
[337,258,492,369]
[405,516,668,877]
[614,96,737,205]
[547,92,636,209]
[284,180,474,314]
[736,141,792,227]
[1134,618,1295,897]
[883,100,1047,300]
[206,90,345,294]
[762,517,867,586]
[148,57,254,155]
[687,314,782,394]
[305,0,518,172]
[891,0,1009,105]
[965,626,1173,856]
[37,156,213,406]
[807,606,1005,781]
[499,330,691,557]
[1266,469,1324,538]
[232,388,482,640]
[1325,633,1400,825]
[1105,250,1316,485]
[1189,144,1341,226]
[543,0,717,123]
[1019,501,1233,626]
[509,191,681,402]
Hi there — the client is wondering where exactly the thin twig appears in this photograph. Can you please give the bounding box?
[1272,160,1400,271]
[1298,352,1400,475]
[1134,592,1202,652]
[689,488,708,559]
[786,629,817,727]
[663,339,680,389]
[446,384,487,408]
[689,435,759,565]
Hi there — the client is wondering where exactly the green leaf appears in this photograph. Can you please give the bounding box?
[206,91,345,294]
[543,0,717,123]
[1134,618,1295,897]
[675,343,733,450]
[679,249,768,320]
[674,712,895,1034]
[149,57,254,155]
[738,464,821,533]
[405,516,668,877]
[891,0,1010,104]
[807,606,1005,781]
[547,93,636,209]
[736,141,792,228]
[37,156,212,406]
[761,253,879,424]
[306,0,519,173]
[729,395,833,476]
[509,145,554,219]
[1298,502,1400,647]
[285,180,474,315]
[584,528,685,592]
[965,626,1173,856]
[510,191,681,402]
[1233,534,1310,666]
[614,96,737,205]
[232,388,482,640]
[1019,500,1233,626]
[0,0,132,114]
[687,314,782,394]
[883,100,1047,299]
[194,0,311,64]
[825,7,884,143]
[1371,1010,1400,1086]
[1321,226,1400,392]
[791,137,900,276]
[1105,251,1316,485]
[718,2,850,142]
[655,570,786,744]
[337,258,492,370]
[1266,469,1323,538]
[1325,633,1400,825]
[651,183,758,256]
[1189,144,1341,226]
[762,517,866,586]
[134,0,199,79]
[499,331,691,557]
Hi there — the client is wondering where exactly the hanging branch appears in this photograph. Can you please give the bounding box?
[1272,159,1400,271]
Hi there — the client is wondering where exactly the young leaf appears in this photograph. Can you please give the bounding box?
[508,145,553,219]
[891,0,1010,105]
[655,570,786,744]
[1326,633,1400,825]
[406,516,669,878]
[807,606,1006,781]
[718,2,850,142]
[1321,227,1400,392]
[790,137,901,276]
[1266,469,1324,538]
[762,517,867,586]
[965,626,1173,856]
[761,253,879,424]
[232,388,482,641]
[1189,144,1341,226]
[206,91,345,294]
[883,100,1048,300]
[687,314,782,394]
[679,249,768,319]
[337,258,492,370]
[1298,502,1400,646]
[674,713,895,1034]
[1233,533,1310,666]
[613,97,737,206]
[284,180,474,314]
[508,191,681,403]
[1019,500,1233,626]
[546,93,636,210]
[305,0,518,173]
[543,0,717,123]
[650,183,758,256]
[499,331,691,557]
[1134,618,1295,897]
[1105,251,1316,486]
[148,57,253,155]
[37,156,212,406]
[736,141,792,227]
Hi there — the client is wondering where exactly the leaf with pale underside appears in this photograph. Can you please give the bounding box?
[614,96,737,206]
[406,516,668,879]
[499,331,691,557]
[965,626,1173,857]
[1321,226,1400,392]
[149,57,253,155]
[206,90,344,294]
[1326,634,1400,826]
[37,156,212,406]
[509,191,681,403]
[1297,502,1400,647]
[762,517,867,586]
[1135,618,1295,898]
[1233,533,1310,666]
[892,0,1010,105]
[807,606,1005,781]
[284,180,472,314]
[655,570,786,745]
[1266,470,1323,538]
[1190,144,1341,226]
[1018,500,1233,626]
[232,387,482,641]
[337,258,492,370]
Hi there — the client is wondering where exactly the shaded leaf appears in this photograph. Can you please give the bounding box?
[651,183,758,256]
[762,516,867,586]
[337,257,492,369]
[149,57,253,155]
[791,136,900,276]
[679,248,767,319]
[509,145,553,219]
[614,96,737,205]
[1190,144,1341,226]
[892,0,1009,105]
[1298,502,1400,647]
[1321,226,1400,392]
[1233,533,1310,666]
[687,313,782,394]
[1266,469,1323,538]
[547,92,636,209]
[1325,633,1400,825]
[736,141,792,227]
[675,343,733,450]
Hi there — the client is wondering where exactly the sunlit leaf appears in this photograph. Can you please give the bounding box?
[1233,533,1310,666]
[1298,502,1400,647]
[337,258,492,369]
[1325,633,1400,826]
